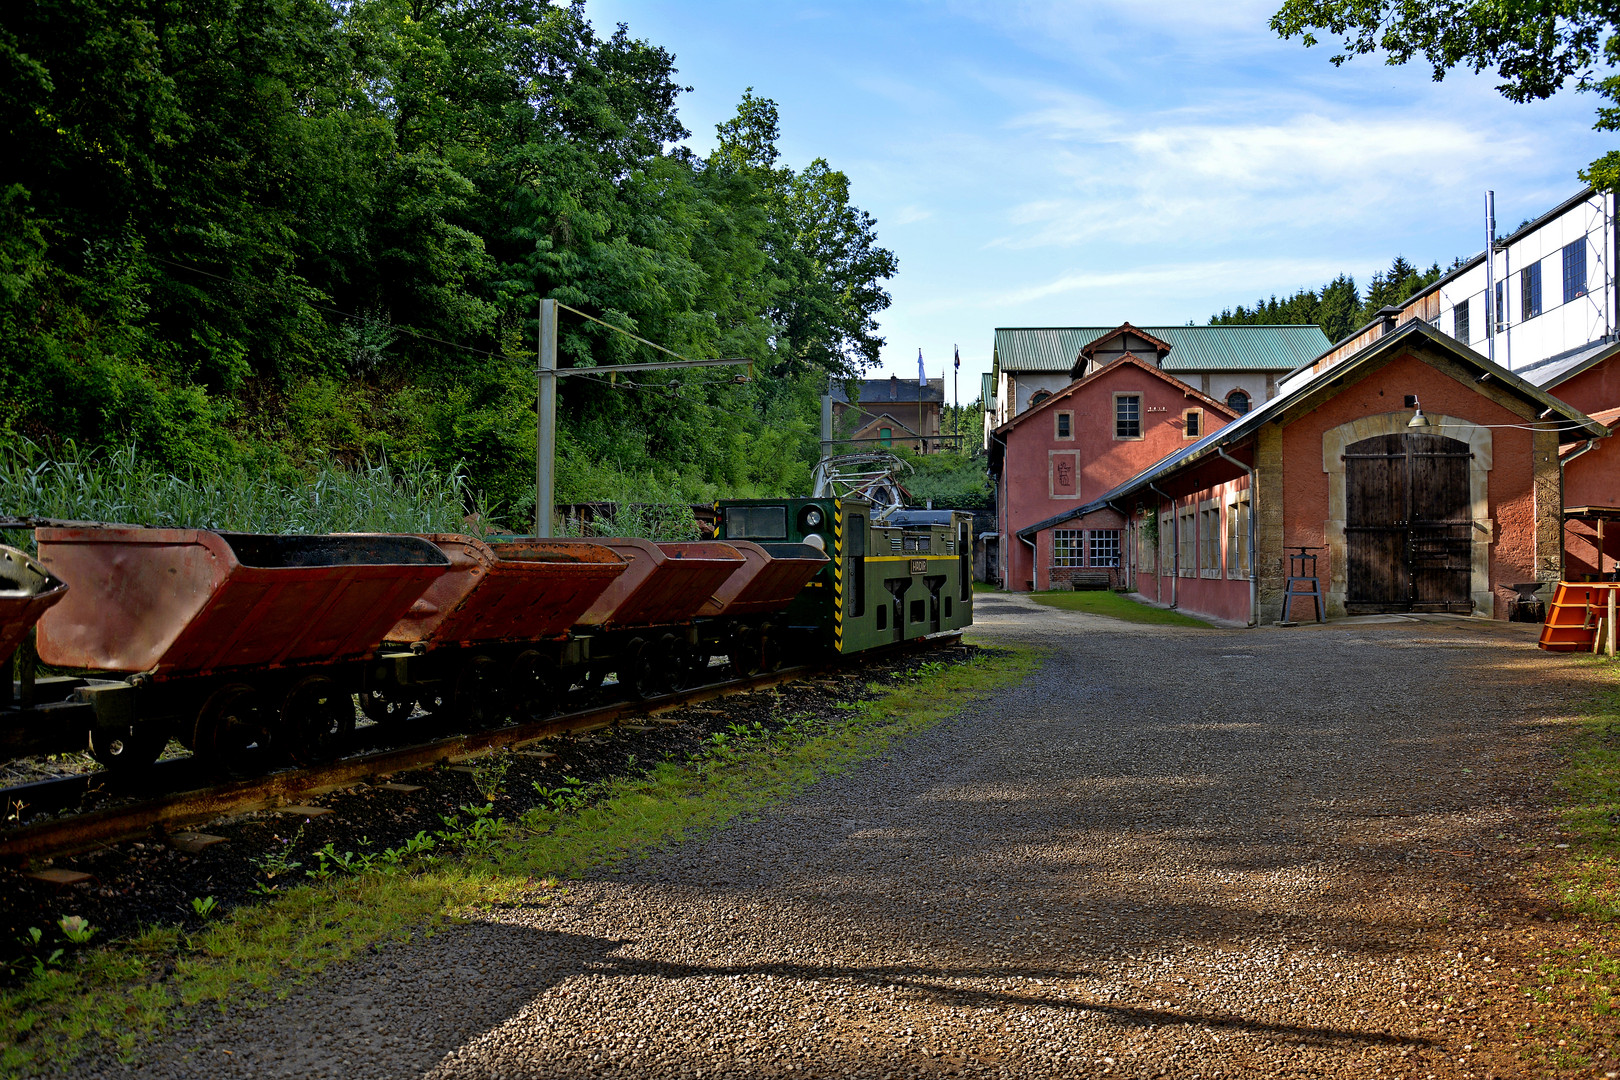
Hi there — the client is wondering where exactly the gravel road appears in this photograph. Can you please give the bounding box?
[77,594,1613,1079]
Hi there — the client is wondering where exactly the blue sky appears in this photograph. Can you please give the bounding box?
[584,0,1614,399]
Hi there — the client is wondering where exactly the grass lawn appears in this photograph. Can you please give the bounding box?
[1026,589,1212,628]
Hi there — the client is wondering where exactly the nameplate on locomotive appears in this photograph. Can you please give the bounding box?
[909,558,927,575]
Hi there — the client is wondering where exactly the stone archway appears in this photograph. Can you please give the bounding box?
[1322,413,1493,618]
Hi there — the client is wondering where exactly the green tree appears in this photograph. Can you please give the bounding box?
[1271,0,1620,188]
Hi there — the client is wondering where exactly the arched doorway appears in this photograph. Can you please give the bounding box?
[1343,432,1474,613]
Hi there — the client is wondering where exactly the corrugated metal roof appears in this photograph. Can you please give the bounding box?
[1519,338,1620,390]
[993,325,1331,374]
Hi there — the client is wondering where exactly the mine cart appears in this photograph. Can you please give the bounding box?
[31,529,448,772]
[695,541,828,674]
[0,544,75,742]
[361,535,627,725]
[572,539,746,699]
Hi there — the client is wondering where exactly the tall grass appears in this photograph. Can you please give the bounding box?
[553,501,701,543]
[0,441,490,551]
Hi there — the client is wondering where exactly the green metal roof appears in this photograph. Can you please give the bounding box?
[992,325,1331,375]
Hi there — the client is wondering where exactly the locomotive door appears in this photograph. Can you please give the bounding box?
[1343,432,1472,613]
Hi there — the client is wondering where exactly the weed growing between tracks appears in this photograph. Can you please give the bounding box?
[0,640,1040,1075]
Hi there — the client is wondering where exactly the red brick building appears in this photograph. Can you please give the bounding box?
[1524,343,1620,580]
[1035,321,1608,623]
[988,325,1235,591]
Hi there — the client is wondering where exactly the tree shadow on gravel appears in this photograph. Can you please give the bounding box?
[101,920,1430,1080]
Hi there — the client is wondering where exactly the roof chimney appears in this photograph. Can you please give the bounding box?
[1377,305,1402,337]
[890,374,898,399]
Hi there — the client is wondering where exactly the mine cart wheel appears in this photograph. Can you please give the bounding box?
[728,626,763,678]
[456,653,507,727]
[659,634,695,693]
[191,683,270,775]
[758,622,784,673]
[281,675,356,766]
[622,637,660,701]
[508,650,559,722]
[358,672,416,726]
[87,722,169,775]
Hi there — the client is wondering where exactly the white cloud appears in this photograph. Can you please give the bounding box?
[891,205,934,225]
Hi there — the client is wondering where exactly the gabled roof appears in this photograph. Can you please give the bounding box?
[994,354,1231,439]
[1016,319,1611,539]
[1080,322,1173,361]
[993,324,1330,376]
[851,412,920,437]
[832,377,944,405]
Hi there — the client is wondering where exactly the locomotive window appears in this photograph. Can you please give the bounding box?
[723,506,787,540]
[945,596,953,617]
[847,515,866,617]
[845,517,866,557]
[909,599,925,624]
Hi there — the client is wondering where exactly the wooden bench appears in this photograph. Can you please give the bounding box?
[1052,569,1112,591]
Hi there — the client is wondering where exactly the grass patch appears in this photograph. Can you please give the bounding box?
[1513,661,1620,1070]
[0,639,1040,1076]
[1027,589,1212,628]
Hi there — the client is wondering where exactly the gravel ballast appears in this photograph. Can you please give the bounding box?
[71,594,1616,1079]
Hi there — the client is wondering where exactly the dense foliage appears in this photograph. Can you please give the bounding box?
[1209,255,1451,341]
[0,1,896,526]
[1271,0,1620,189]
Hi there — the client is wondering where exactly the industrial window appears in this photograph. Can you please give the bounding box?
[1199,503,1221,577]
[1089,530,1120,567]
[1183,409,1202,439]
[723,505,787,540]
[1226,389,1251,414]
[1055,412,1071,439]
[1453,296,1470,344]
[1115,394,1141,439]
[1564,240,1588,303]
[1226,496,1251,579]
[1521,261,1543,319]
[1052,529,1084,567]
[1495,280,1507,330]
[1158,512,1174,574]
[1178,510,1197,576]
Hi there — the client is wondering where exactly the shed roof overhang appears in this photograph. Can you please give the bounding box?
[1015,319,1611,540]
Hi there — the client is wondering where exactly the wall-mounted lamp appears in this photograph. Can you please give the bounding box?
[1407,397,1433,429]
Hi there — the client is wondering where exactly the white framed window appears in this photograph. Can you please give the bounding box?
[1089,530,1120,567]
[1114,393,1142,439]
[1226,496,1251,579]
[1178,509,1197,576]
[1052,529,1084,567]
[1199,501,1221,577]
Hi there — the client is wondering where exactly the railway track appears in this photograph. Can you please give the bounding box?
[0,633,961,865]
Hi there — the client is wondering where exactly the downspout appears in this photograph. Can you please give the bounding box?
[1021,530,1038,591]
[989,431,1009,589]
[1106,499,1129,591]
[1216,446,1258,627]
[1148,482,1177,608]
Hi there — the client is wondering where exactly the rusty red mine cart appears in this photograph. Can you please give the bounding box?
[360,535,627,725]
[571,539,747,699]
[28,529,448,773]
[1,543,70,724]
[694,541,828,676]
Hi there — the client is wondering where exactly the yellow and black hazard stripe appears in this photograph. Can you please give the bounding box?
[832,499,844,651]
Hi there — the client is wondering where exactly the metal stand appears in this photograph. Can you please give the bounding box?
[1278,546,1325,625]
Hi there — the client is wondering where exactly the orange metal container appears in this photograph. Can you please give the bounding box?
[575,540,745,629]
[699,541,828,618]
[0,544,68,661]
[383,535,627,647]
[1539,581,1620,651]
[34,529,448,677]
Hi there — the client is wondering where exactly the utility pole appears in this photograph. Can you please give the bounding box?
[536,298,558,537]
[534,298,752,537]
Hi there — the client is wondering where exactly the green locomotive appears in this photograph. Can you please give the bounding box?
[715,497,973,654]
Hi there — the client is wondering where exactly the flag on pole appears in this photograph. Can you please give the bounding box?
[953,346,960,370]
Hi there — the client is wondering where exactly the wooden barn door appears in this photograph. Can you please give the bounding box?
[1344,433,1473,613]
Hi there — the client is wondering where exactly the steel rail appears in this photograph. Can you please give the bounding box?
[0,634,962,864]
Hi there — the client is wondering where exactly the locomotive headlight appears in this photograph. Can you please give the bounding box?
[803,533,826,551]
[802,507,823,528]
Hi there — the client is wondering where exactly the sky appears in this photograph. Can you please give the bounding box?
[583,0,1615,400]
